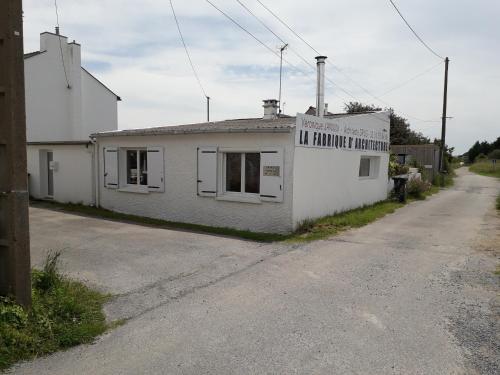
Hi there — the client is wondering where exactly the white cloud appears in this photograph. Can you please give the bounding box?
[23,0,500,153]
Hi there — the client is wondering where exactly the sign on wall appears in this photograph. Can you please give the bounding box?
[295,113,389,153]
[263,166,280,176]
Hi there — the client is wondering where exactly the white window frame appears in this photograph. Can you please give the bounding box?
[119,147,149,193]
[217,149,262,204]
[359,155,381,180]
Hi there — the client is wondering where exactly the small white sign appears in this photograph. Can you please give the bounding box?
[295,113,389,153]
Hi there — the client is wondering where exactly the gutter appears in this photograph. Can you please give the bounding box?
[91,127,293,138]
[27,140,91,145]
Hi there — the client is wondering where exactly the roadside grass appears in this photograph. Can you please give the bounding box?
[290,200,405,242]
[469,161,500,178]
[0,252,109,371]
[31,179,448,245]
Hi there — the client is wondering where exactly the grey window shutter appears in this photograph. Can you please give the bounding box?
[197,147,217,197]
[147,147,165,192]
[260,147,284,202]
[103,147,118,189]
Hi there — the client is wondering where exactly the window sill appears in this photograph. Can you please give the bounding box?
[358,176,377,180]
[216,193,262,204]
[118,186,149,194]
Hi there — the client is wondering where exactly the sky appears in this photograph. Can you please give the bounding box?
[22,0,500,154]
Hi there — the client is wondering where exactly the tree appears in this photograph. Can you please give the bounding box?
[466,137,500,162]
[344,102,430,145]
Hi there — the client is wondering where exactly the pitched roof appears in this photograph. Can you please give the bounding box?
[24,51,44,59]
[81,67,121,101]
[23,51,120,101]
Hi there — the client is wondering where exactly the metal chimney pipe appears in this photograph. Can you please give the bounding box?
[55,26,60,35]
[315,56,327,117]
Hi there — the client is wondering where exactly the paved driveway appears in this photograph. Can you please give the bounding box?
[29,206,287,320]
[11,168,500,374]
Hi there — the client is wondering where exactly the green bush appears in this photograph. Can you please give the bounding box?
[407,178,431,199]
[0,253,109,370]
[388,154,409,177]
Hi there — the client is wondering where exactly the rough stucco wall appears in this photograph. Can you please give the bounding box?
[24,33,117,142]
[27,144,94,205]
[292,114,390,229]
[24,39,72,142]
[81,70,118,138]
[97,132,295,234]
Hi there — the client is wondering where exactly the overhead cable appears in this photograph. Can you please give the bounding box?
[169,0,208,99]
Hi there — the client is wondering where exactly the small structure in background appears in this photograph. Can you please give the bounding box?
[391,144,440,181]
[24,29,120,204]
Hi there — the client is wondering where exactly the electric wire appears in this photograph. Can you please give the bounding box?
[203,0,306,76]
[233,0,361,101]
[54,0,70,88]
[388,0,444,60]
[169,0,208,99]
[253,0,440,123]
[378,61,442,97]
[207,0,391,125]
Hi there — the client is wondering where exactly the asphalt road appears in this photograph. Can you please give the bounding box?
[10,168,500,374]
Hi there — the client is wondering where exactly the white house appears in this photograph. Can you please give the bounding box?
[92,101,390,233]
[25,29,120,204]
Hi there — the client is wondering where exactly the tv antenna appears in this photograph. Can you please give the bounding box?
[278,43,288,116]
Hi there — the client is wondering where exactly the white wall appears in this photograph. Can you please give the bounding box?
[292,113,390,228]
[97,132,295,234]
[81,70,118,139]
[24,32,118,142]
[25,34,74,142]
[27,144,94,205]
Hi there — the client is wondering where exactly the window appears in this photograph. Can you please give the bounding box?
[126,149,148,186]
[359,156,381,179]
[224,152,260,194]
[359,157,371,177]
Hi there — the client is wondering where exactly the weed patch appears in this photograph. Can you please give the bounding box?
[0,253,110,370]
[289,200,404,242]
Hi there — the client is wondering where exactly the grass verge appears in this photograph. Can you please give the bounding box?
[290,200,405,242]
[469,161,500,178]
[0,252,109,371]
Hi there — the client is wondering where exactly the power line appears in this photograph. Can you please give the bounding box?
[54,0,70,88]
[206,1,395,125]
[253,0,440,123]
[388,0,444,60]
[203,0,306,76]
[233,0,360,100]
[378,61,442,97]
[255,0,320,56]
[169,0,208,99]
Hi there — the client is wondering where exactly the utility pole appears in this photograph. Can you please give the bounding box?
[439,57,449,173]
[0,0,32,308]
[278,43,288,116]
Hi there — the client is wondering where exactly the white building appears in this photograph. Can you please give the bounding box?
[92,101,390,234]
[25,29,120,204]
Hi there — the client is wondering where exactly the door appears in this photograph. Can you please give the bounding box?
[47,151,54,197]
